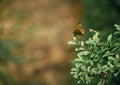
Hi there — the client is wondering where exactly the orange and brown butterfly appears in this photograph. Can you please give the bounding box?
[73,23,85,36]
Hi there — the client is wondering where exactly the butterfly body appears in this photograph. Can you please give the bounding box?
[73,23,85,36]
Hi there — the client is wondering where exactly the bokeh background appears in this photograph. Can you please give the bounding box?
[0,0,120,85]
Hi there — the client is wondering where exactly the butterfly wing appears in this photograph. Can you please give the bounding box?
[73,23,85,36]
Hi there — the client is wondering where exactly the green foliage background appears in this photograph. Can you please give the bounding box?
[80,0,120,35]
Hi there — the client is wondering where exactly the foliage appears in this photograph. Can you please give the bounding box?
[68,24,120,85]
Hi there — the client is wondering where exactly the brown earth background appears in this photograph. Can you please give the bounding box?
[0,0,83,85]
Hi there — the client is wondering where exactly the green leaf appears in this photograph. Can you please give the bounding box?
[77,51,90,56]
[73,74,78,78]
[75,63,80,69]
[104,66,110,71]
[114,31,120,35]
[74,58,80,62]
[111,47,119,52]
[90,53,95,58]
[107,61,114,68]
[75,47,85,51]
[68,40,76,45]
[116,63,120,68]
[71,68,78,72]
[107,34,112,42]
[114,71,120,77]
[115,54,119,59]
[80,77,84,82]
[108,56,117,62]
[78,56,84,61]
[73,36,77,41]
[70,72,75,74]
[102,53,113,58]
[81,66,87,71]
[102,65,108,70]
[97,63,102,69]
[81,41,84,46]
[77,80,81,84]
[90,60,94,66]
[93,32,100,43]
[93,46,99,52]
[102,65,110,72]
[87,66,91,72]
[86,39,96,45]
[85,75,91,84]
[90,68,96,75]
[98,48,109,54]
[114,24,120,30]
[113,43,120,47]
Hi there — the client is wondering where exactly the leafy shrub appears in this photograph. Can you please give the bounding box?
[68,24,120,85]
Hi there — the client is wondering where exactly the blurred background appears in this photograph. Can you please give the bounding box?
[0,0,120,85]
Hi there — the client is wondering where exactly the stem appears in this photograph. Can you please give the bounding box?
[102,72,108,85]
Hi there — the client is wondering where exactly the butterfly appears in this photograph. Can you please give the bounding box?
[73,23,85,36]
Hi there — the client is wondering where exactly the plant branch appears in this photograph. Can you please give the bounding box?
[102,72,108,85]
